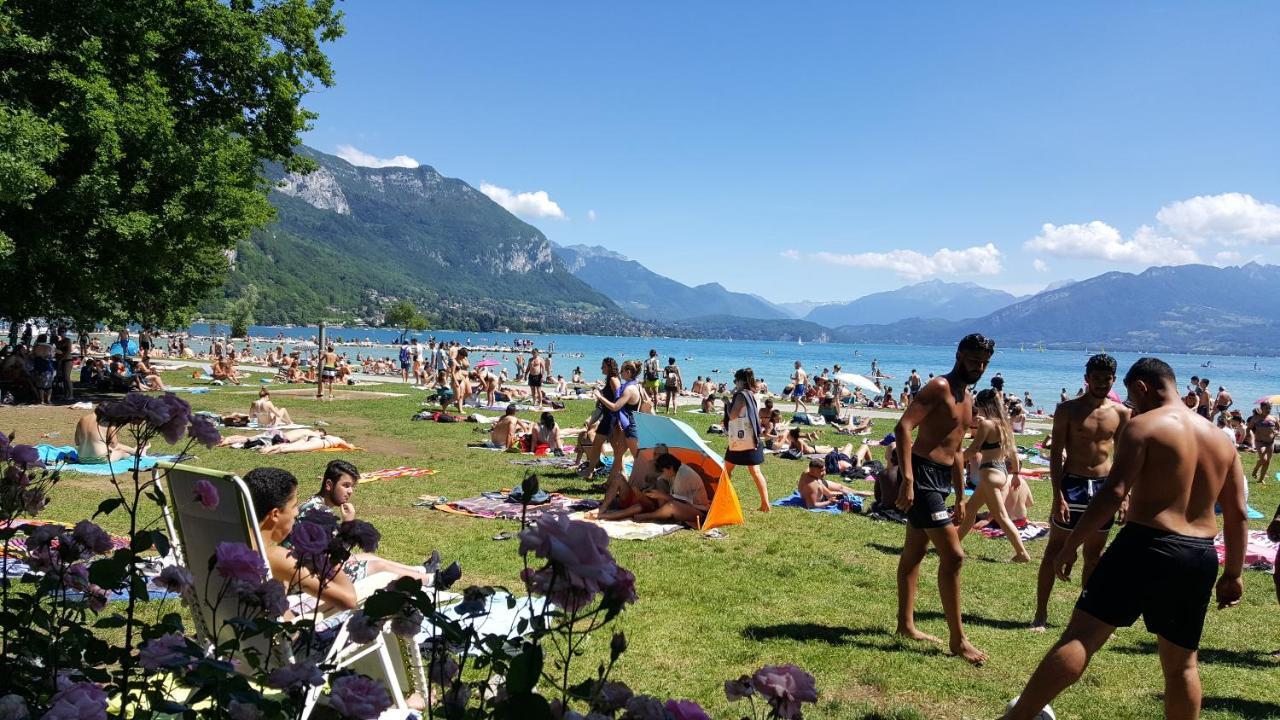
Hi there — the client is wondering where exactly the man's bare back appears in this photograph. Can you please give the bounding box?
[1120,404,1240,538]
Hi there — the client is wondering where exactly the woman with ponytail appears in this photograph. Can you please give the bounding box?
[958,388,1030,562]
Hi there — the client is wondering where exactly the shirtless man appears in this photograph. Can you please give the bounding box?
[1032,354,1130,631]
[894,334,994,665]
[908,369,922,398]
[798,459,857,510]
[475,404,530,449]
[1003,358,1246,720]
[1212,385,1232,423]
[1247,401,1277,484]
[75,411,141,463]
[790,361,809,414]
[527,348,549,407]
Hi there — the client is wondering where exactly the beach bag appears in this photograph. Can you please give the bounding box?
[779,447,803,461]
[727,413,756,452]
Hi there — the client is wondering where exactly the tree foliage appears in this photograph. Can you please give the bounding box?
[383,299,428,342]
[226,284,259,338]
[0,0,344,328]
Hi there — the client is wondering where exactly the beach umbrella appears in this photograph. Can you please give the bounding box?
[633,413,742,531]
[292,341,318,350]
[475,358,500,369]
[835,372,881,394]
[1107,389,1123,404]
[1256,394,1280,406]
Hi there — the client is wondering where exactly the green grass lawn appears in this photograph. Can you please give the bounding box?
[7,371,1280,719]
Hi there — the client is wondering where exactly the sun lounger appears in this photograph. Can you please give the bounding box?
[156,463,418,719]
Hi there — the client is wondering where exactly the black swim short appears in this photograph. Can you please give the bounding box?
[1076,522,1218,650]
[1056,473,1115,532]
[528,373,543,388]
[905,454,954,530]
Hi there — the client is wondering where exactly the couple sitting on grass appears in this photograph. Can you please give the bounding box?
[588,443,710,527]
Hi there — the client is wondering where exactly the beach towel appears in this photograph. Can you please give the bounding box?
[511,457,580,469]
[771,490,861,514]
[568,512,684,540]
[164,386,212,394]
[359,467,437,483]
[435,493,599,521]
[34,445,184,476]
[1214,530,1278,573]
[414,592,547,655]
[979,521,1050,542]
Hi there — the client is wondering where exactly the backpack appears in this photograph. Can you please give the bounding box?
[399,347,410,363]
[643,358,659,382]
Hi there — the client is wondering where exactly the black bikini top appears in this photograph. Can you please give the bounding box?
[980,440,1002,450]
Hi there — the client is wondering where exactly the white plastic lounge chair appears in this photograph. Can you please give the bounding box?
[156,463,418,719]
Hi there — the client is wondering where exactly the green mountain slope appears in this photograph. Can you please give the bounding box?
[204,147,634,332]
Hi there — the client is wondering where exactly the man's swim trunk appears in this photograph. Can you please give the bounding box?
[1076,522,1218,650]
[905,454,954,530]
[1056,473,1114,532]
[792,384,807,399]
[528,373,542,388]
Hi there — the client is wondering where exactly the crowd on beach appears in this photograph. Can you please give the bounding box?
[7,318,1280,718]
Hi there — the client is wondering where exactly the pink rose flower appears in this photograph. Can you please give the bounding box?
[751,664,818,720]
[43,681,107,720]
[72,520,114,556]
[345,611,381,644]
[193,480,220,511]
[0,694,28,720]
[663,699,711,720]
[267,661,324,690]
[327,674,392,720]
[215,542,266,584]
[139,632,196,671]
[155,565,194,594]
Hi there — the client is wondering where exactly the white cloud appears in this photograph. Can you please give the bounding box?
[1032,258,1049,272]
[586,209,597,222]
[479,183,566,220]
[780,249,801,260]
[1213,251,1242,266]
[1024,221,1199,265]
[1156,193,1280,244]
[809,243,1003,280]
[334,144,419,168]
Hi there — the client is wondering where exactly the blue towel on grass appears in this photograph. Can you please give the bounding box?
[772,490,859,514]
[35,445,182,475]
[414,592,547,655]
[164,386,211,394]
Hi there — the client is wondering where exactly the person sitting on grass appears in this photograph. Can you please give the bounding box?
[798,458,858,509]
[250,387,294,427]
[468,404,531,449]
[75,411,144,463]
[293,460,433,584]
[595,452,709,526]
[532,412,565,455]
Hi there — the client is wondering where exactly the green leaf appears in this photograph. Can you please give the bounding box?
[88,556,127,590]
[94,498,124,518]
[362,590,406,619]
[505,643,542,695]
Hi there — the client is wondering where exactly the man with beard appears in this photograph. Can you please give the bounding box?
[1032,354,1130,631]
[894,333,994,665]
[1003,358,1245,720]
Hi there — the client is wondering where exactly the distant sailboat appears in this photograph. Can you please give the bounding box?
[797,337,804,346]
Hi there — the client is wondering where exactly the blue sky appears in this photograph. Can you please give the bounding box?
[301,2,1280,303]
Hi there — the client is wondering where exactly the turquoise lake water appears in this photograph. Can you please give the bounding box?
[192,324,1279,413]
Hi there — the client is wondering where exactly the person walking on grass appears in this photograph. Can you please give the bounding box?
[1003,358,1246,720]
[662,356,683,414]
[1031,354,1129,631]
[790,360,809,414]
[724,367,770,512]
[894,333,994,665]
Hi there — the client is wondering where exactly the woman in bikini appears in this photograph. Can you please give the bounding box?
[258,429,356,455]
[444,348,470,414]
[580,357,622,479]
[250,387,294,427]
[594,360,643,490]
[957,388,1030,562]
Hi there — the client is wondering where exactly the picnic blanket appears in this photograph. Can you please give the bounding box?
[164,386,211,394]
[34,445,184,476]
[434,492,599,521]
[511,457,580,469]
[359,467,438,483]
[979,520,1050,542]
[1215,530,1278,573]
[0,557,173,601]
[569,512,685,540]
[771,490,861,514]
[414,592,548,655]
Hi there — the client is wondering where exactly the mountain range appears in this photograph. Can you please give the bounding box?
[830,263,1280,355]
[203,146,1280,354]
[204,147,643,333]
[551,244,789,321]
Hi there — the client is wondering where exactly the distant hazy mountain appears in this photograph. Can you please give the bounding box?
[832,263,1280,355]
[804,280,1024,326]
[1041,278,1076,292]
[667,315,831,343]
[552,244,789,321]
[776,300,836,319]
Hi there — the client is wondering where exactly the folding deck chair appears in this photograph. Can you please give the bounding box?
[156,462,420,719]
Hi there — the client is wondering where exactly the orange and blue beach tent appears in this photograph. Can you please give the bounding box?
[633,413,744,531]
